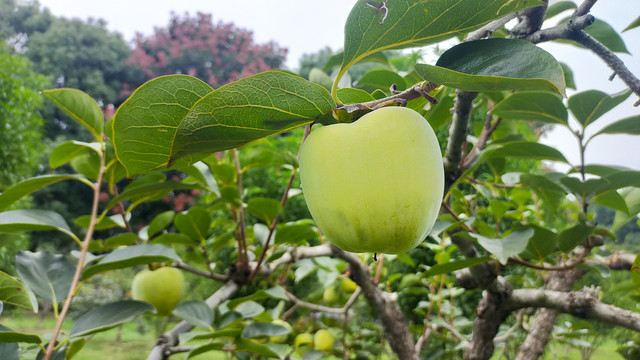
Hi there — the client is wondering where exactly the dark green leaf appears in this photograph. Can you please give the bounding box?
[236,337,280,357]
[559,63,576,90]
[0,271,37,311]
[42,88,104,140]
[576,164,630,177]
[338,0,544,83]
[568,89,631,128]
[241,322,290,339]
[0,210,77,242]
[559,176,608,198]
[471,229,534,265]
[0,330,42,344]
[70,300,154,337]
[601,170,640,193]
[520,174,568,210]
[545,1,577,19]
[186,342,226,359]
[357,69,408,92]
[0,326,19,360]
[49,141,102,169]
[415,39,565,94]
[491,91,568,125]
[174,206,211,244]
[170,71,335,165]
[274,221,318,245]
[594,115,640,137]
[521,224,558,260]
[82,244,182,279]
[623,16,640,32]
[113,75,214,177]
[593,190,629,214]
[246,197,282,225]
[89,233,139,252]
[423,257,491,277]
[0,175,92,212]
[173,300,214,329]
[479,141,568,164]
[15,251,74,304]
[558,223,592,252]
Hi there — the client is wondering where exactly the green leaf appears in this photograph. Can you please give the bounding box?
[0,271,37,312]
[323,51,391,71]
[0,326,19,360]
[70,300,154,337]
[228,287,287,309]
[558,223,592,252]
[0,210,77,241]
[560,62,576,90]
[545,1,577,19]
[174,206,210,244]
[491,91,568,125]
[173,300,214,329]
[623,16,640,32]
[49,141,102,169]
[112,75,215,177]
[521,224,558,260]
[147,211,176,239]
[234,301,265,319]
[568,89,631,128]
[308,68,333,90]
[236,337,280,357]
[246,197,282,225]
[89,233,139,252]
[0,330,42,344]
[66,338,86,360]
[559,176,608,199]
[242,322,290,339]
[415,39,565,95]
[103,181,204,214]
[186,342,226,359]
[182,162,220,196]
[479,141,568,164]
[338,0,544,82]
[423,257,491,277]
[169,71,335,165]
[594,115,640,137]
[519,173,568,210]
[151,233,194,246]
[472,229,534,265]
[593,190,629,214]
[600,170,640,193]
[357,69,408,92]
[631,253,640,293]
[82,244,182,279]
[0,175,92,212]
[613,188,640,232]
[274,221,318,245]
[75,213,127,230]
[336,88,376,104]
[42,88,104,140]
[424,88,455,129]
[15,251,75,304]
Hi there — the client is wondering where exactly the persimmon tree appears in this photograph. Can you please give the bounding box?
[1,1,640,360]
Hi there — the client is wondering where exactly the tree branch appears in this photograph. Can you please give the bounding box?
[508,287,640,332]
[510,0,548,37]
[147,280,240,360]
[522,14,594,43]
[337,82,439,113]
[575,0,598,16]
[466,13,519,41]
[444,91,478,181]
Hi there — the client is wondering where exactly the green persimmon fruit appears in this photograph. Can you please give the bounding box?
[314,329,335,352]
[295,333,314,348]
[269,319,293,343]
[131,267,185,316]
[323,286,340,304]
[299,106,444,254]
[340,277,358,294]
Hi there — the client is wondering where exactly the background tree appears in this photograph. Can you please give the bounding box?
[0,0,54,52]
[126,12,287,91]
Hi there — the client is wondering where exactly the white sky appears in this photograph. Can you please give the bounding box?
[36,0,640,170]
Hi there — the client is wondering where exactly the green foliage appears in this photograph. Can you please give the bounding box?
[0,40,47,191]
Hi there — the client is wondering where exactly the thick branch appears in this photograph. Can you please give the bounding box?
[522,14,594,43]
[444,91,478,179]
[508,287,640,332]
[511,0,548,37]
[330,245,418,360]
[147,280,240,360]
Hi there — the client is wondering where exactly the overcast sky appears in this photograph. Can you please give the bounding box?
[36,0,640,171]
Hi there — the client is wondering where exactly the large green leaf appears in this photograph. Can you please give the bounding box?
[70,300,154,337]
[593,115,640,137]
[337,0,544,85]
[568,89,631,128]
[479,141,569,165]
[491,91,568,125]
[612,188,640,232]
[246,197,282,225]
[0,175,92,212]
[519,173,568,210]
[42,88,104,141]
[416,39,565,94]
[0,328,42,344]
[174,206,211,244]
[521,224,558,261]
[558,223,592,252]
[471,229,534,265]
[0,271,37,312]
[173,300,214,329]
[15,251,75,304]
[112,75,215,177]
[82,244,182,279]
[0,210,77,242]
[169,71,335,165]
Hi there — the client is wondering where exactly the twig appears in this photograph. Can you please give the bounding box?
[44,144,106,360]
[466,13,519,41]
[337,82,439,114]
[173,262,228,282]
[232,149,249,270]
[284,289,352,314]
[443,91,478,176]
[575,0,598,16]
